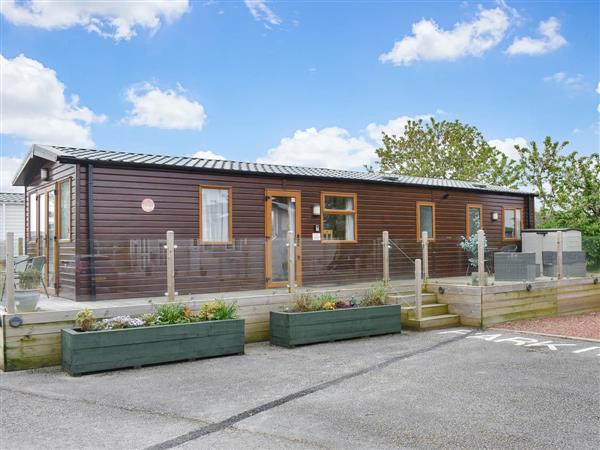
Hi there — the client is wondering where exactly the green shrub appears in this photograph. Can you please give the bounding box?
[17,267,40,290]
[75,309,97,332]
[291,292,316,312]
[583,236,600,273]
[155,303,187,324]
[360,283,389,307]
[198,299,238,320]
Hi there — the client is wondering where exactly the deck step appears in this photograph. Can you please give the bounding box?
[389,293,437,305]
[404,314,460,331]
[401,303,449,319]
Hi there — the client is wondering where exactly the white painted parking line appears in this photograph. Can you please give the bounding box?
[439,330,600,357]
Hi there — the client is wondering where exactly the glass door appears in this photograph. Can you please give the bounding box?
[265,190,302,288]
[37,189,58,294]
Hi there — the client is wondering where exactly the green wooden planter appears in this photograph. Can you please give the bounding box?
[270,304,401,348]
[61,319,245,376]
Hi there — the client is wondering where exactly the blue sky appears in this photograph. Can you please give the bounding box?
[1,1,598,189]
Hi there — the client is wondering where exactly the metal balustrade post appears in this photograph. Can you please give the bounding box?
[415,258,422,321]
[382,231,390,287]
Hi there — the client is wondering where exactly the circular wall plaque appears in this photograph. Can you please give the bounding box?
[141,198,155,212]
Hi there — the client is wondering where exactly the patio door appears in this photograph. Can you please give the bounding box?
[38,188,58,295]
[265,190,302,288]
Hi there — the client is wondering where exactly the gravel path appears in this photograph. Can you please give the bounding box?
[493,312,600,340]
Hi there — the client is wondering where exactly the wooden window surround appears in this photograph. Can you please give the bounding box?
[320,192,358,243]
[502,207,523,241]
[28,191,37,242]
[58,178,72,242]
[466,204,483,237]
[198,185,233,244]
[416,201,436,241]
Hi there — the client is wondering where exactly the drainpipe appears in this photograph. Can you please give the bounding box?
[87,164,96,300]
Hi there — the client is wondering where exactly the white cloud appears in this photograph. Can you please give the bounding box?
[124,83,206,130]
[192,150,226,160]
[543,72,585,92]
[506,17,566,55]
[244,1,281,26]
[0,53,106,147]
[0,156,24,192]
[364,115,432,143]
[596,82,600,94]
[0,0,190,41]
[257,127,376,170]
[489,137,527,161]
[379,7,510,65]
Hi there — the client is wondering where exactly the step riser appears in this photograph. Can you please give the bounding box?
[401,304,449,319]
[404,316,460,330]
[389,294,437,306]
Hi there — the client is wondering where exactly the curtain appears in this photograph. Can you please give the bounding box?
[202,189,229,242]
[345,214,354,240]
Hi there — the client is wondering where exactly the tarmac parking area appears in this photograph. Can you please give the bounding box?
[1,328,599,449]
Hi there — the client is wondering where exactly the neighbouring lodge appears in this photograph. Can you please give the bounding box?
[13,145,535,301]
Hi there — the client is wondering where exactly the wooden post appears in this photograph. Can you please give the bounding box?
[5,232,15,313]
[165,230,176,302]
[17,237,24,256]
[382,231,390,287]
[421,231,429,281]
[287,230,296,293]
[477,229,486,286]
[556,230,563,279]
[415,258,422,321]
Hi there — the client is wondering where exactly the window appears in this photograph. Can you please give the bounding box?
[503,208,522,240]
[466,204,483,237]
[199,186,232,243]
[321,192,357,242]
[416,202,436,241]
[29,192,37,241]
[59,179,71,240]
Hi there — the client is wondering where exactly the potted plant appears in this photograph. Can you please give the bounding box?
[15,267,41,312]
[270,284,401,348]
[61,300,244,376]
[458,232,487,286]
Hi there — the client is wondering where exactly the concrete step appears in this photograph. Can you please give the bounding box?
[404,314,460,331]
[389,293,437,305]
[401,303,449,320]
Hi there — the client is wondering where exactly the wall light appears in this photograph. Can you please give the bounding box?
[526,283,533,291]
[40,168,49,181]
[491,212,499,221]
[312,205,320,216]
[438,286,445,294]
[141,198,155,213]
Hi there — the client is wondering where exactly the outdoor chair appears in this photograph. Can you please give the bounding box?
[28,256,50,298]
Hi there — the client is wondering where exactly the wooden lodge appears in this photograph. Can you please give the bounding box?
[13,144,536,302]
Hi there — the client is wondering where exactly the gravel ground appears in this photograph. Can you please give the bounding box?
[493,312,600,340]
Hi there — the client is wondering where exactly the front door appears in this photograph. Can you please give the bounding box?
[38,189,58,295]
[265,190,302,288]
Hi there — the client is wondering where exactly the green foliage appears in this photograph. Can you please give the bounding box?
[375,118,519,188]
[360,283,389,307]
[291,292,341,312]
[198,299,238,321]
[155,303,187,324]
[17,267,40,290]
[458,233,487,269]
[514,138,599,233]
[75,309,97,332]
[582,236,600,273]
[291,292,316,312]
[141,313,158,326]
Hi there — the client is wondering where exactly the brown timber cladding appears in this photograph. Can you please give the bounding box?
[65,163,533,300]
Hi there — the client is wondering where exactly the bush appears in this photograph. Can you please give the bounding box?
[17,267,40,290]
[198,299,238,321]
[291,292,316,312]
[75,309,97,332]
[155,303,187,324]
[360,283,389,307]
[583,236,600,273]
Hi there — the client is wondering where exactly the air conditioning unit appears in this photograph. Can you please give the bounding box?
[522,229,582,277]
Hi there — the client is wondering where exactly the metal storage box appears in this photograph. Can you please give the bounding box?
[542,251,587,278]
[522,229,582,276]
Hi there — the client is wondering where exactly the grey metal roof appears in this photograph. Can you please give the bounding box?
[16,144,533,195]
[0,192,24,204]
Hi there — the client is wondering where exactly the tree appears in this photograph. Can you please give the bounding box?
[514,137,600,235]
[375,118,520,188]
